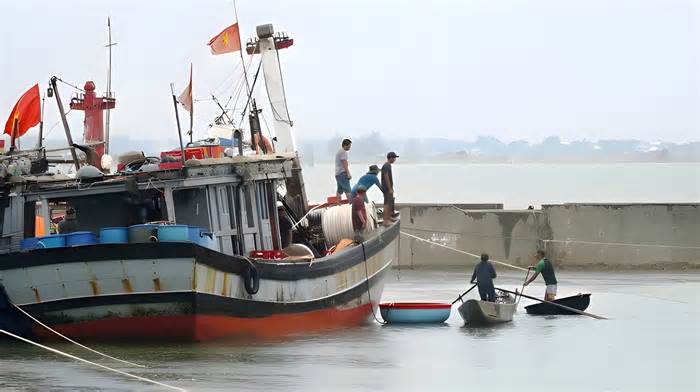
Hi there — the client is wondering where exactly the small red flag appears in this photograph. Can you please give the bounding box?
[4,84,41,138]
[207,23,241,55]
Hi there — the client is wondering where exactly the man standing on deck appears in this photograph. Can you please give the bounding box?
[351,165,383,202]
[470,253,497,302]
[381,151,398,226]
[524,250,558,300]
[334,139,352,203]
[351,186,368,243]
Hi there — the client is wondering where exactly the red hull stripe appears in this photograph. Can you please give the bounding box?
[34,303,374,342]
[379,302,451,310]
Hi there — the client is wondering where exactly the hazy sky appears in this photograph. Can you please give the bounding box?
[1,0,698,147]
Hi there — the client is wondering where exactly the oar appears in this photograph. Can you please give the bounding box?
[495,287,608,320]
[516,270,529,304]
[451,284,477,305]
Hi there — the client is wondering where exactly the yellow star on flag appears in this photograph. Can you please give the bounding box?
[207,23,241,55]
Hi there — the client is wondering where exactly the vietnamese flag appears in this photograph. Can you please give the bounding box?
[4,84,40,138]
[207,23,241,55]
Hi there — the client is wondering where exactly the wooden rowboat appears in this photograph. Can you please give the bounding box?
[457,291,517,326]
[525,294,591,315]
[379,302,451,324]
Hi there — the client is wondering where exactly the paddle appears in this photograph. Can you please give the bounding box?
[495,287,608,320]
[451,284,477,305]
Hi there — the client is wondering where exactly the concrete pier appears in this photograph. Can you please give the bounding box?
[398,203,700,269]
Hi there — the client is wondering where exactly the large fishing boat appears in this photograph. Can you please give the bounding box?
[0,23,399,341]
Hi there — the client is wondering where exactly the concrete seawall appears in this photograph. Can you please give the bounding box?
[397,203,700,269]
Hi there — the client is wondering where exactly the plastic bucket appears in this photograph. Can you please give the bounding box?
[128,224,158,243]
[20,237,41,251]
[65,231,97,247]
[157,225,189,242]
[99,227,129,244]
[188,226,217,250]
[37,235,66,249]
[187,226,204,245]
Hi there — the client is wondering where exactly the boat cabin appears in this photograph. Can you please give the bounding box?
[0,154,296,257]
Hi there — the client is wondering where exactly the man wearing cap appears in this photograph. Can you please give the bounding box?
[381,152,398,226]
[351,165,383,202]
[334,139,353,203]
[351,186,368,243]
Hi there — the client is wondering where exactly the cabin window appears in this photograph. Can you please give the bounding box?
[23,202,36,238]
[173,187,210,230]
[243,185,255,228]
[48,191,167,235]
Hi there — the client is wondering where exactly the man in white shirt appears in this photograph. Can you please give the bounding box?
[334,139,352,203]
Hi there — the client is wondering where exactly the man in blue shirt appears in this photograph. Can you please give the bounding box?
[351,165,382,202]
[470,253,497,302]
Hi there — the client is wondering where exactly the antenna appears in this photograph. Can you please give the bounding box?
[104,17,117,154]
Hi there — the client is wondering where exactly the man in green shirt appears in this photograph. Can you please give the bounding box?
[524,250,558,301]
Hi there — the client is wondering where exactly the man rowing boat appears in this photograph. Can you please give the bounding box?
[470,253,497,302]
[524,250,558,301]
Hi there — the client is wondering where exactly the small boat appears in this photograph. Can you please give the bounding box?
[525,294,591,315]
[379,302,451,324]
[457,291,517,326]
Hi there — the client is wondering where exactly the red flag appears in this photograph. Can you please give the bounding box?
[4,84,40,138]
[178,64,193,113]
[207,23,241,55]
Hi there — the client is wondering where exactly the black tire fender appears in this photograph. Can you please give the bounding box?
[244,263,260,295]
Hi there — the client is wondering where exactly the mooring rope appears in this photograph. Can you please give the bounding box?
[0,329,186,391]
[12,304,144,368]
[360,242,386,324]
[400,231,528,272]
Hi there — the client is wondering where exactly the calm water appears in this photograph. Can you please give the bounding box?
[301,162,700,208]
[1,269,698,391]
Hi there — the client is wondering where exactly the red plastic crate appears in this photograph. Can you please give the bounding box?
[250,250,286,260]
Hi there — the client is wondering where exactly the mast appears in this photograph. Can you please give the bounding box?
[49,76,81,171]
[36,93,45,149]
[233,0,251,97]
[104,17,117,154]
[170,83,187,166]
[188,64,193,143]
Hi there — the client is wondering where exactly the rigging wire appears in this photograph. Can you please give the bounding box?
[238,58,264,129]
[54,77,85,92]
[43,108,73,139]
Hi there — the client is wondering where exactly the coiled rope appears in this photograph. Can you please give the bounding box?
[0,329,186,391]
[321,204,378,245]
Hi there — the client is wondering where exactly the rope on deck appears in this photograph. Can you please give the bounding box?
[400,231,528,272]
[0,329,187,392]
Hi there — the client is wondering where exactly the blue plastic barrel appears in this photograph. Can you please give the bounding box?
[37,234,66,249]
[99,227,128,244]
[20,237,41,251]
[157,225,189,242]
[65,231,97,247]
[187,226,204,244]
[128,224,158,243]
[188,226,216,249]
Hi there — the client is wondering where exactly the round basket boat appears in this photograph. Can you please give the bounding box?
[379,302,452,324]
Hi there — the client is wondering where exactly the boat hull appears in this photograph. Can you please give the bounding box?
[0,222,399,342]
[458,298,516,326]
[525,294,591,315]
[379,303,451,324]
